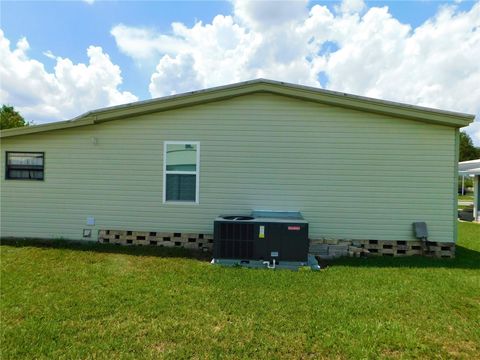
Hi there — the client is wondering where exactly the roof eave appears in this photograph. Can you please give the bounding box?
[0,79,475,138]
[91,81,476,127]
[0,117,94,138]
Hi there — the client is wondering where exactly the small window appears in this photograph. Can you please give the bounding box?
[5,152,44,180]
[164,142,199,203]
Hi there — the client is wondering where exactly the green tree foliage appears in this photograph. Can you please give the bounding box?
[459,131,480,161]
[0,105,30,130]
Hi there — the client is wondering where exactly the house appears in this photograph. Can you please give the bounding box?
[459,159,480,222]
[0,79,475,257]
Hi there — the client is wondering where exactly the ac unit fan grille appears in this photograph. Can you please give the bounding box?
[218,223,255,259]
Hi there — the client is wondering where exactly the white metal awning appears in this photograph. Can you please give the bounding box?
[459,159,480,176]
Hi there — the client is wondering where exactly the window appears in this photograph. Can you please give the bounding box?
[163,142,199,203]
[5,152,44,180]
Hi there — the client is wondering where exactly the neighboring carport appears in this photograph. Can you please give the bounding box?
[459,159,480,222]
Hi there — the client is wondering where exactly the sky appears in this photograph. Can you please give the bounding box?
[0,0,479,144]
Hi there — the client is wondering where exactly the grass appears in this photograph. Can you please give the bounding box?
[1,223,479,359]
[458,193,474,201]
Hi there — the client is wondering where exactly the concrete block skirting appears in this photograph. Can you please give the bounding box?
[98,230,455,259]
[309,239,455,259]
[98,230,213,251]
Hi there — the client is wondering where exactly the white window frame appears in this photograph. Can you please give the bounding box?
[163,141,200,204]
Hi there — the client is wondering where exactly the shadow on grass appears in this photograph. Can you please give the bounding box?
[0,238,212,262]
[329,245,480,270]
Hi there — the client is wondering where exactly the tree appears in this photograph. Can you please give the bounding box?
[0,105,30,130]
[459,131,480,161]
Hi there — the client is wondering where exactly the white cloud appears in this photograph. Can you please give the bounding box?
[111,1,480,144]
[232,0,309,29]
[149,53,203,97]
[43,50,56,59]
[0,29,137,123]
[111,24,187,61]
[467,121,480,146]
[83,0,95,4]
[337,0,366,14]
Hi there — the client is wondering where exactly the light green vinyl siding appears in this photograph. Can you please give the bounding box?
[0,93,456,242]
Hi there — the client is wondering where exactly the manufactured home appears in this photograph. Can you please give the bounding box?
[0,80,475,258]
[459,159,480,222]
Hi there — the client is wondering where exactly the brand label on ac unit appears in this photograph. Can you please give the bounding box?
[259,226,265,238]
[288,226,301,231]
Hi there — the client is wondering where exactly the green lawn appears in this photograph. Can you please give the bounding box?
[458,204,474,211]
[1,223,479,359]
[458,193,474,201]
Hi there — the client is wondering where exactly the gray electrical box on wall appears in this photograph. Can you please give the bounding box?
[413,222,428,239]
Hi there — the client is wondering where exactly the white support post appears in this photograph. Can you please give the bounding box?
[475,175,479,222]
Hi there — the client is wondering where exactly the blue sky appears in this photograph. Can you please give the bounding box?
[2,0,475,99]
[1,0,479,143]
[2,1,231,99]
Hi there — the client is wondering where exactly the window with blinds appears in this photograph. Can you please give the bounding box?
[6,152,44,180]
[164,142,199,203]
